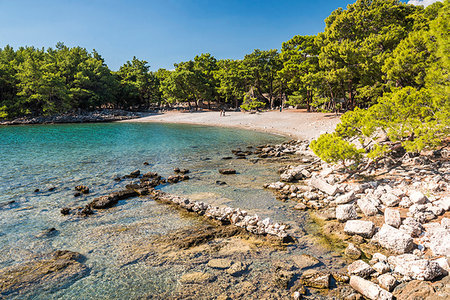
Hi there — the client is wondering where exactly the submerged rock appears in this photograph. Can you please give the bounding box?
[299,269,330,289]
[219,169,236,175]
[179,272,216,284]
[207,259,232,270]
[0,250,89,297]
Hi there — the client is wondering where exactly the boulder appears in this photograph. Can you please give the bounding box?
[350,276,393,300]
[344,220,375,238]
[374,224,415,254]
[310,177,340,196]
[336,204,358,222]
[347,260,375,278]
[377,273,397,292]
[392,258,445,281]
[409,191,427,204]
[335,191,356,204]
[380,193,400,207]
[357,198,379,216]
[372,261,390,275]
[299,269,330,289]
[345,243,362,260]
[384,208,401,228]
[399,217,424,237]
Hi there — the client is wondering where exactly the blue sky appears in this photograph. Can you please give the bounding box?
[0,0,437,70]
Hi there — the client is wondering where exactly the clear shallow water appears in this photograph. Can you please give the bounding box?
[0,123,345,299]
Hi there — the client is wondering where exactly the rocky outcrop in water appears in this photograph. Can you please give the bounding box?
[0,109,144,125]
[0,250,89,297]
[150,190,292,240]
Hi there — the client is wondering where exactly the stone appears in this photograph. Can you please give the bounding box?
[409,191,427,204]
[441,217,450,229]
[226,261,247,277]
[357,198,379,216]
[392,258,445,281]
[332,272,350,283]
[419,222,450,256]
[207,258,232,269]
[435,196,450,211]
[74,185,89,194]
[336,204,358,222]
[294,203,307,210]
[392,280,438,300]
[384,208,401,228]
[336,191,356,204]
[179,272,216,284]
[299,269,330,289]
[372,261,390,275]
[219,169,236,175]
[60,207,70,215]
[345,243,362,260]
[399,217,424,237]
[347,260,375,278]
[380,193,400,207]
[350,276,393,300]
[344,220,375,238]
[374,224,415,254]
[310,177,340,196]
[291,254,320,270]
[273,269,294,289]
[371,253,387,263]
[377,274,397,292]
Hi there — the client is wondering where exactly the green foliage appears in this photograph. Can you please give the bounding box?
[240,95,265,111]
[310,133,363,167]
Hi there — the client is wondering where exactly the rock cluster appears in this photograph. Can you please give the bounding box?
[150,190,291,240]
[263,139,449,298]
[0,109,143,125]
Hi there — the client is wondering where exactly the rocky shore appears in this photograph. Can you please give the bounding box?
[0,109,145,125]
[261,139,450,299]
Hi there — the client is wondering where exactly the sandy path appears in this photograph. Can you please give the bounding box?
[121,109,340,140]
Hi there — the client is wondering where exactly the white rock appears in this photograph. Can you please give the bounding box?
[377,273,397,292]
[336,204,358,222]
[409,191,428,204]
[357,198,379,216]
[371,253,387,263]
[400,217,424,237]
[344,220,376,238]
[350,276,393,300]
[347,260,375,278]
[335,191,356,204]
[441,217,450,229]
[373,261,391,275]
[384,208,401,228]
[399,196,413,208]
[435,196,450,211]
[380,193,400,207]
[393,258,445,280]
[433,257,450,273]
[310,176,340,196]
[374,224,415,254]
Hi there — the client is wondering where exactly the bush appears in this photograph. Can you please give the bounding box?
[310,133,364,167]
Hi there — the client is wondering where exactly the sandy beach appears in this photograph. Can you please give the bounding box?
[122,109,341,140]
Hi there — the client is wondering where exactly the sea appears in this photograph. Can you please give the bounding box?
[0,122,344,299]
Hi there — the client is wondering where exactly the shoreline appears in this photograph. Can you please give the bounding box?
[120,109,341,141]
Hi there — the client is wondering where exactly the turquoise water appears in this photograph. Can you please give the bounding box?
[0,123,346,299]
[0,122,291,297]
